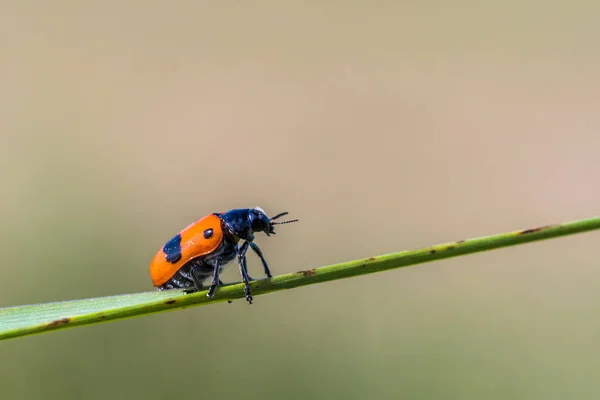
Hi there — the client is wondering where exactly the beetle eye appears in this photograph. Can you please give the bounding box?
[203,229,213,239]
[251,216,268,232]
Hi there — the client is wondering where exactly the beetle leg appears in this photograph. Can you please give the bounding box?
[249,242,272,278]
[188,266,205,293]
[237,241,253,304]
[242,253,254,282]
[241,254,254,281]
[206,258,222,298]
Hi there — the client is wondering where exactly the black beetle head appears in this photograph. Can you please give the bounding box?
[249,207,298,237]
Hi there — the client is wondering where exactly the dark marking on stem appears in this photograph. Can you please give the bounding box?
[47,318,70,327]
[456,240,465,244]
[368,257,376,261]
[228,300,233,304]
[445,246,455,251]
[519,225,552,235]
[430,249,436,254]
[165,300,176,305]
[298,269,317,277]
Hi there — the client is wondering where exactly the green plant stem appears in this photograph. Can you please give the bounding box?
[1,216,599,341]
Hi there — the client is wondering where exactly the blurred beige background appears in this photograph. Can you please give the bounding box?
[1,1,599,399]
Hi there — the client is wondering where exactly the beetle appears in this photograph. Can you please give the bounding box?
[150,207,297,304]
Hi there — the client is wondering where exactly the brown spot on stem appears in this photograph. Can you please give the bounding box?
[165,300,176,305]
[368,257,376,261]
[519,225,552,235]
[445,246,455,251]
[298,269,317,277]
[456,240,465,244]
[430,249,436,254]
[47,318,70,327]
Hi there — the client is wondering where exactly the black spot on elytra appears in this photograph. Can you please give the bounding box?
[165,300,176,305]
[163,234,182,263]
[203,229,213,239]
[47,318,70,327]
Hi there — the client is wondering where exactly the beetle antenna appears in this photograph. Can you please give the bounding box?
[270,212,289,221]
[270,211,297,226]
[272,219,298,225]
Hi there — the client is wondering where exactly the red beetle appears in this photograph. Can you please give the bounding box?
[150,207,297,304]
